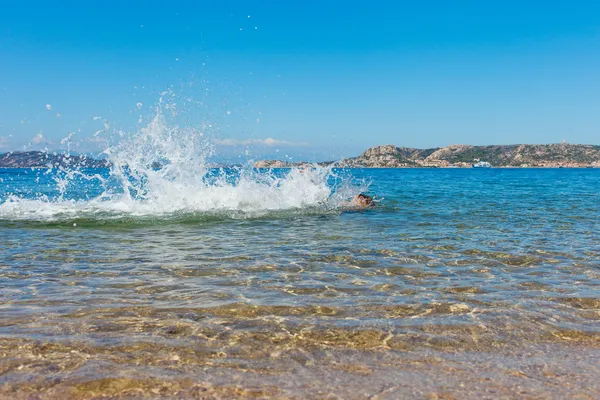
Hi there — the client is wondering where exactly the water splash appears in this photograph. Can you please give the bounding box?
[0,108,363,223]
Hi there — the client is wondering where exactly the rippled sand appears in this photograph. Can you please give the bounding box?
[1,336,599,399]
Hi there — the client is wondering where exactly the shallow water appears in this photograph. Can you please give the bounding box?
[1,168,599,399]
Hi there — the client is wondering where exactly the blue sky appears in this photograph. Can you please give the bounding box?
[1,1,600,160]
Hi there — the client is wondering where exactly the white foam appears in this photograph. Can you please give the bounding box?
[0,111,353,222]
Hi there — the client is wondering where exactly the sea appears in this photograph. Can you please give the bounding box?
[1,117,599,399]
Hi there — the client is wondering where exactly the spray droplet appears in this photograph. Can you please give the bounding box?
[45,104,52,111]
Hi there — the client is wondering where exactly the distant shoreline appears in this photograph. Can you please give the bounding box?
[254,143,600,169]
[251,165,600,169]
[0,166,597,170]
[0,151,109,169]
[2,144,600,169]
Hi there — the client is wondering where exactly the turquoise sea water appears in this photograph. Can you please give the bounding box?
[1,167,599,398]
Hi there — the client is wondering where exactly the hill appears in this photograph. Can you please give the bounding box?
[0,151,110,169]
[255,143,600,168]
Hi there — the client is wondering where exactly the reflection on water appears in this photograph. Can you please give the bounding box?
[1,168,600,398]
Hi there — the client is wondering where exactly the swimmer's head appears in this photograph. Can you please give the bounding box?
[355,193,374,207]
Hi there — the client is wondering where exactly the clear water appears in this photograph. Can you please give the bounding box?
[1,162,599,398]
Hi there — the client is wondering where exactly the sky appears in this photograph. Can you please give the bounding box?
[1,1,600,161]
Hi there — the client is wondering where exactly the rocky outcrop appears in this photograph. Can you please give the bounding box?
[340,143,600,168]
[425,144,472,161]
[254,143,600,168]
[422,143,600,167]
[340,145,439,167]
[0,151,110,169]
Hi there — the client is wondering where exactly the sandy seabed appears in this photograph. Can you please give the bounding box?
[1,337,599,399]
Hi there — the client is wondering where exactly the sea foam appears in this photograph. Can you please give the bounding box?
[0,110,359,223]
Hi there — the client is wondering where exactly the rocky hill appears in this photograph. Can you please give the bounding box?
[254,143,600,168]
[0,151,110,169]
[343,143,600,168]
[340,145,439,167]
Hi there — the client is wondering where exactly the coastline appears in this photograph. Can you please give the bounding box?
[253,164,600,169]
[254,143,600,169]
[3,143,600,169]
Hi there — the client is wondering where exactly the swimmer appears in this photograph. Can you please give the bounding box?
[351,193,375,208]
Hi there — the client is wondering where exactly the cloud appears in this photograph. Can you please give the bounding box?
[214,138,308,147]
[32,133,46,144]
[0,137,9,149]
